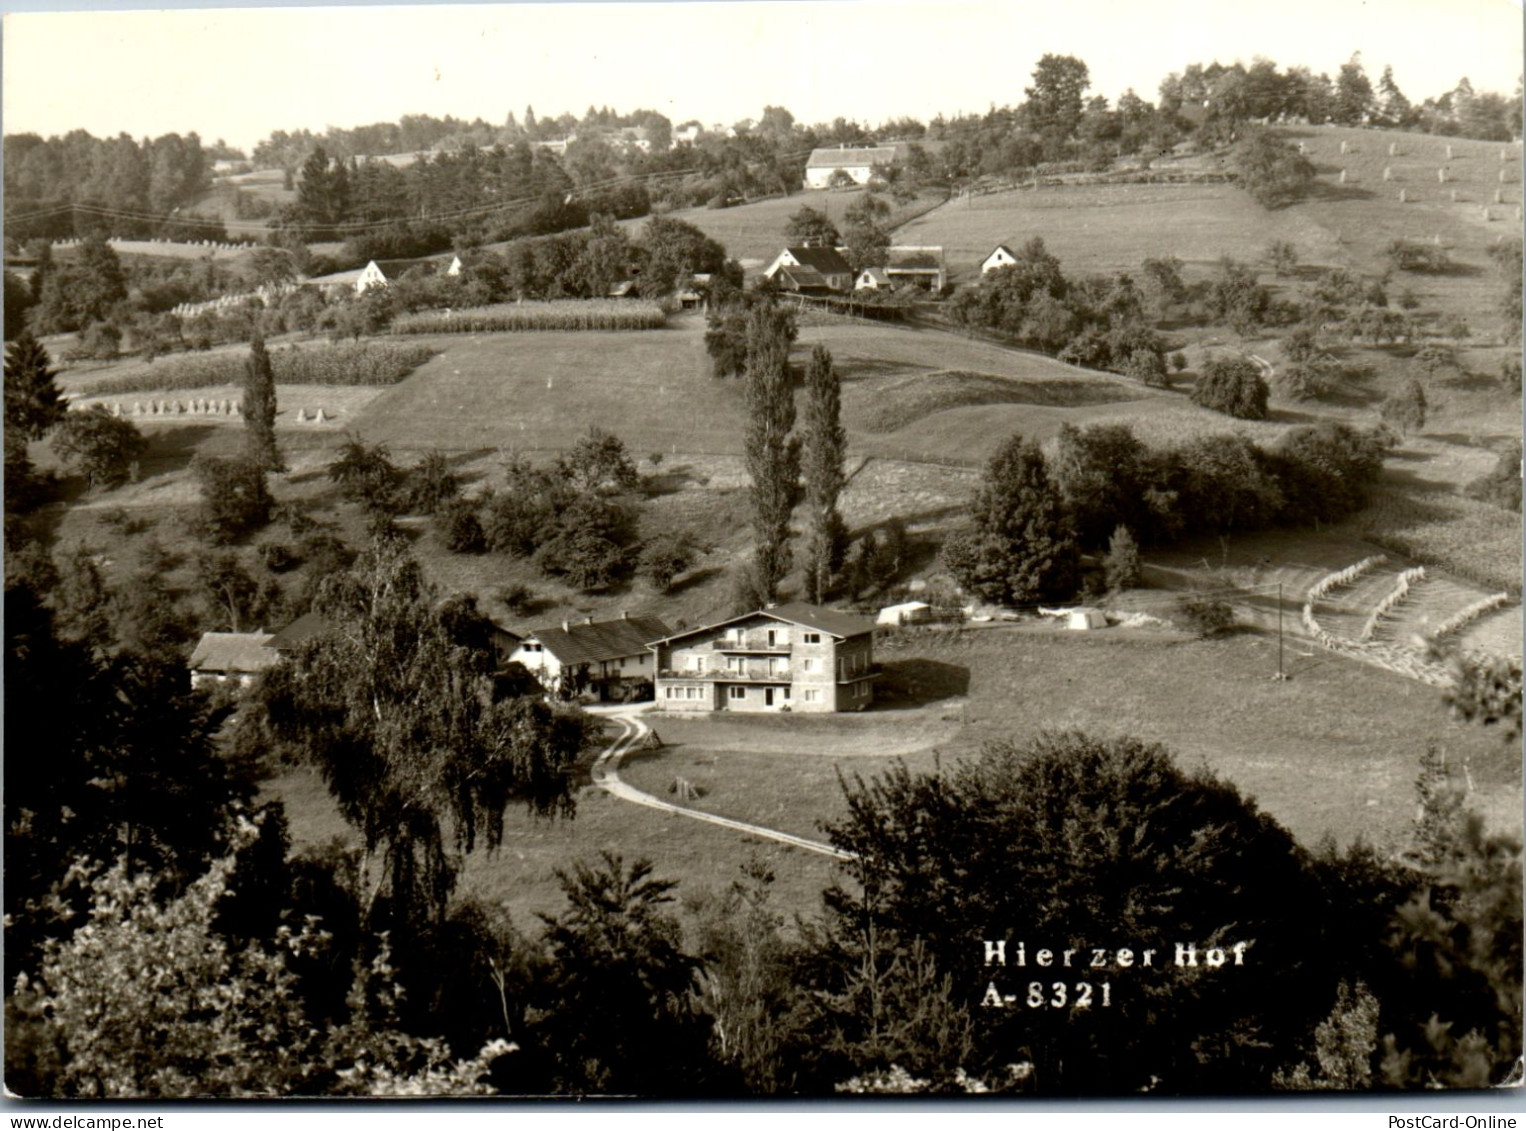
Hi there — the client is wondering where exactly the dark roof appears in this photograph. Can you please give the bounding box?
[189,631,278,673]
[985,244,1017,261]
[806,146,897,169]
[786,246,853,276]
[775,265,831,292]
[265,611,332,653]
[653,603,875,646]
[528,615,672,665]
[766,602,877,638]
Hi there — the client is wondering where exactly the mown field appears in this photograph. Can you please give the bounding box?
[613,186,947,270]
[900,181,1342,283]
[264,622,1521,932]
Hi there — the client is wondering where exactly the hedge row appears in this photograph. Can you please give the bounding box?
[392,300,667,334]
[76,342,439,397]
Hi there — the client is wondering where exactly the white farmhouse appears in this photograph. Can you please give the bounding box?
[803,146,898,189]
[506,613,670,702]
[981,244,1019,274]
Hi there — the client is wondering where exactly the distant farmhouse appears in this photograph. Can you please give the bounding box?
[763,246,855,293]
[856,246,947,291]
[304,255,462,297]
[981,244,1019,274]
[188,630,278,689]
[506,613,671,702]
[650,602,878,713]
[803,145,898,189]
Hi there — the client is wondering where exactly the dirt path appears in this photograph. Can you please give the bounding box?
[588,706,854,861]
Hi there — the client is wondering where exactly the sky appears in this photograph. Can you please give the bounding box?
[3,0,1523,154]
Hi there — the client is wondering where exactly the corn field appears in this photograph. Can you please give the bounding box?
[1356,487,1523,595]
[76,342,439,398]
[392,300,667,334]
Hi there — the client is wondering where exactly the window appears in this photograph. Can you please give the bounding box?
[803,632,821,644]
[687,686,702,700]
[802,658,816,673]
[728,686,746,701]
[524,642,543,653]
[804,689,821,703]
[783,687,791,700]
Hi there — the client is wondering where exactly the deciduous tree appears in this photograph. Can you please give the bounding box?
[1231,130,1316,209]
[941,433,1077,606]
[816,731,1340,1093]
[253,540,584,929]
[1191,356,1270,420]
[52,407,145,490]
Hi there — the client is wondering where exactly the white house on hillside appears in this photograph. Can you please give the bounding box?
[981,244,1019,274]
[650,603,878,713]
[803,146,898,189]
[764,246,855,293]
[506,613,671,701]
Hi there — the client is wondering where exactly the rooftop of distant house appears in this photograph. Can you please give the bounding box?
[189,631,278,674]
[805,145,898,168]
[526,613,673,665]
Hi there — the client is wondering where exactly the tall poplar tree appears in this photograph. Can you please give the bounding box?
[241,335,282,472]
[801,345,848,603]
[742,303,799,601]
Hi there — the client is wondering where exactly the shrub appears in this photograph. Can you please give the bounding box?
[638,533,693,593]
[404,451,460,515]
[1379,380,1427,436]
[1103,525,1142,590]
[1175,595,1234,637]
[191,455,273,543]
[435,497,486,553]
[1501,356,1522,394]
[1191,357,1270,421]
[327,435,405,515]
[1386,240,1453,274]
[261,541,300,573]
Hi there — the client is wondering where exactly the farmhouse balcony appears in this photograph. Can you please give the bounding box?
[658,667,792,683]
[836,664,882,684]
[710,636,793,654]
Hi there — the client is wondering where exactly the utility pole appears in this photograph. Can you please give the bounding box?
[1276,582,1286,681]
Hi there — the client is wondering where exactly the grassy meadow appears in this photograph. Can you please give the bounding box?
[264,622,1521,932]
[614,186,947,270]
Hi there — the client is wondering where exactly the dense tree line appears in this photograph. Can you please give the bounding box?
[944,419,1393,605]
[4,130,223,241]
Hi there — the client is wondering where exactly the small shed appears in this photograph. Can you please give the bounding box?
[877,601,932,627]
[1067,607,1108,631]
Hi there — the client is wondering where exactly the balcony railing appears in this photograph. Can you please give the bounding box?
[836,664,882,684]
[658,666,792,683]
